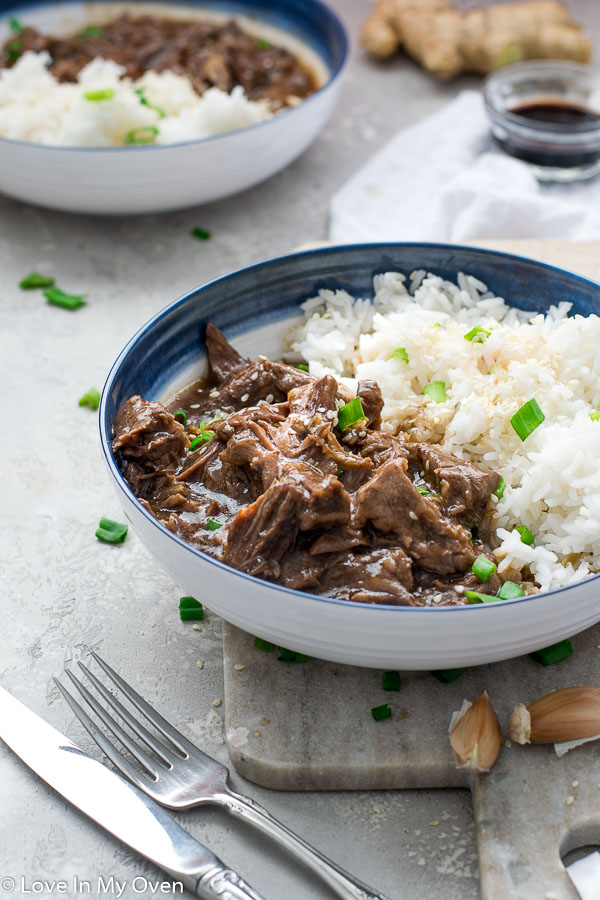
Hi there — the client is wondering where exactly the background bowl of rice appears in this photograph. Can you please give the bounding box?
[101,243,600,669]
[0,0,348,214]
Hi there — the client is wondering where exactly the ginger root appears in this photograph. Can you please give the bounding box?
[361,0,592,79]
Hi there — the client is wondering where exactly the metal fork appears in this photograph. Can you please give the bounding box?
[54,653,391,900]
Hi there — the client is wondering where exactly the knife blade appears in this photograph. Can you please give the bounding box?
[0,686,264,900]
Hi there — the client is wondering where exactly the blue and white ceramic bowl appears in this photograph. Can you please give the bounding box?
[0,1,348,214]
[101,243,600,669]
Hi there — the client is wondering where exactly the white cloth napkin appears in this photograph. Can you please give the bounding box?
[329,90,600,242]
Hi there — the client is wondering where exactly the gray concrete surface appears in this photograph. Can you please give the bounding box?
[2,2,600,899]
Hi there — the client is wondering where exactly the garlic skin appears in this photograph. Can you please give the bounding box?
[449,691,502,773]
[508,686,600,745]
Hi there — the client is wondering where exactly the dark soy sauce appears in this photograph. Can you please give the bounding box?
[499,99,600,167]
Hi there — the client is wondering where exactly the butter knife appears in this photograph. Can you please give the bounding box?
[0,686,264,900]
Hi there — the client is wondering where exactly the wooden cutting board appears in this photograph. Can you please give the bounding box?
[223,241,600,900]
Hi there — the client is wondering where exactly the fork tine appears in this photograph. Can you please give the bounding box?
[63,669,159,779]
[91,652,196,756]
[77,661,177,768]
[53,677,154,790]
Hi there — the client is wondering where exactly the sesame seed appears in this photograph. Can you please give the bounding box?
[196,660,204,669]
[209,390,219,399]
[429,821,440,827]
[234,664,246,671]
[192,624,203,632]
[372,804,383,814]
[505,739,512,748]
[253,730,261,737]
[259,718,270,726]
[454,585,465,594]
[566,795,574,806]
[409,511,418,520]
[241,393,249,403]
[571,780,579,788]
[250,371,258,381]
[326,410,335,420]
[190,404,200,409]
[266,394,274,403]
[212,698,222,708]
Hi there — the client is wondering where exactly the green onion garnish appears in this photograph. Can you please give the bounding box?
[464,325,491,343]
[391,347,409,363]
[423,381,448,403]
[337,397,365,431]
[206,518,222,531]
[9,18,25,34]
[496,581,525,600]
[7,39,22,62]
[510,398,545,441]
[79,25,104,38]
[134,87,166,118]
[43,287,86,310]
[179,596,204,621]
[19,272,55,290]
[174,409,187,426]
[124,126,159,145]
[255,37,271,49]
[515,525,534,545]
[371,703,392,721]
[191,227,211,241]
[530,639,573,666]
[189,422,215,451]
[95,517,128,543]
[254,637,274,652]
[433,668,466,683]
[336,466,344,479]
[297,363,309,371]
[471,555,497,582]
[83,88,115,101]
[495,475,506,499]
[277,647,309,663]
[382,671,401,692]
[465,590,500,604]
[590,411,600,422]
[78,387,101,411]
[416,486,432,495]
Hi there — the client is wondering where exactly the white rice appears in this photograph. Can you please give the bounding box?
[288,271,600,593]
[0,52,272,146]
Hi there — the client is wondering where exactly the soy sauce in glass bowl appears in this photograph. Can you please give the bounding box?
[484,60,600,182]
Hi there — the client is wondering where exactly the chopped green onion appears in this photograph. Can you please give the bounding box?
[277,647,309,662]
[19,272,55,289]
[336,466,344,479]
[471,555,497,582]
[9,18,25,34]
[515,525,534,545]
[179,596,204,621]
[189,422,215,451]
[255,37,271,49]
[337,397,365,431]
[78,387,101,411]
[191,227,211,241]
[79,25,104,38]
[530,639,573,666]
[464,325,491,343]
[83,88,115,101]
[391,347,409,363]
[433,322,442,328]
[43,287,86,310]
[416,486,432,495]
[495,475,506,499]
[124,126,159,145]
[382,671,401,691]
[423,381,448,403]
[489,364,498,375]
[433,668,466,683]
[173,409,187,426]
[510,398,545,441]
[496,581,525,600]
[297,363,309,371]
[134,87,166,118]
[95,517,128,543]
[206,518,222,531]
[7,39,22,62]
[465,590,500,604]
[371,703,392,721]
[590,411,600,422]
[254,637,274,652]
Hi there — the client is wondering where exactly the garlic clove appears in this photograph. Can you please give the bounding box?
[449,691,502,773]
[508,686,600,745]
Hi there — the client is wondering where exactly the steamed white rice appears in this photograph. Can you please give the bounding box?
[288,271,600,593]
[0,51,272,146]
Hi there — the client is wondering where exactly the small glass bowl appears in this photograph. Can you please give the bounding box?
[483,60,600,182]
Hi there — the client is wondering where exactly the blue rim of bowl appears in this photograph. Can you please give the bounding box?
[100,241,600,613]
[0,0,349,152]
